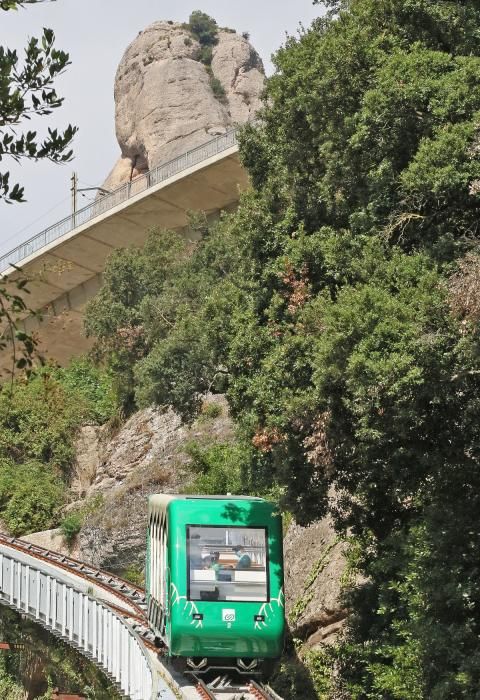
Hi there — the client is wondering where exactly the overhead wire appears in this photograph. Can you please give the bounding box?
[3,176,105,248]
[3,193,71,248]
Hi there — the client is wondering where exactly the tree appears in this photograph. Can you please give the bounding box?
[0,0,77,380]
[86,1,480,694]
[186,10,219,48]
[0,0,77,203]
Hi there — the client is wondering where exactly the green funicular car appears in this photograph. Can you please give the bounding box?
[146,494,285,676]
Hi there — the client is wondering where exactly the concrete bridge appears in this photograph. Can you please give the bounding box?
[0,129,247,368]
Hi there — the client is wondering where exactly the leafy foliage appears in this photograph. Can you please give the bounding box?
[86,0,480,695]
[0,1,77,203]
[0,361,115,535]
[209,76,227,103]
[0,0,76,388]
[0,459,62,535]
[60,511,82,546]
[55,356,116,424]
[183,11,232,104]
[271,645,337,700]
[0,271,41,380]
[85,227,192,411]
[121,564,144,587]
[0,607,121,698]
[185,441,248,495]
[1,1,53,8]
[0,654,24,700]
[186,10,219,48]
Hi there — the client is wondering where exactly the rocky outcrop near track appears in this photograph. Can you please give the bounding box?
[103,19,265,191]
[75,395,233,571]
[284,518,348,647]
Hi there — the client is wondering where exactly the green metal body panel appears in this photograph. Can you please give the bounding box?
[148,496,285,659]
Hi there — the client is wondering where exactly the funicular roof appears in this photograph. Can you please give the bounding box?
[147,493,264,517]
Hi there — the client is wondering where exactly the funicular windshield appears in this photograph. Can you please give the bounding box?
[187,525,268,602]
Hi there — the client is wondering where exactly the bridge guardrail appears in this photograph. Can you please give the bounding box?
[0,128,240,274]
[0,542,175,700]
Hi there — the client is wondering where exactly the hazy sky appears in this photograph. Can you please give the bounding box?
[1,0,323,257]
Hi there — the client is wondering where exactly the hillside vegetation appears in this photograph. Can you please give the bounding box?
[0,608,120,698]
[0,359,115,535]
[83,1,480,697]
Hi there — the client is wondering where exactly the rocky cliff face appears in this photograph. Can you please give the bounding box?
[75,395,233,571]
[103,20,265,191]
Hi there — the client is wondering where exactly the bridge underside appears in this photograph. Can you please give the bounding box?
[2,147,246,370]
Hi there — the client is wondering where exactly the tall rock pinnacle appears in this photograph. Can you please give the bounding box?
[102,19,265,190]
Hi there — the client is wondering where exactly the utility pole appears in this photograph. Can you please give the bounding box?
[70,172,111,228]
[70,171,78,216]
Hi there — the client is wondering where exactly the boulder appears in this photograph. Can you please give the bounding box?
[284,517,348,647]
[212,30,265,123]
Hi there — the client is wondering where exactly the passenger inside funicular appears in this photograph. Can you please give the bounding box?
[187,525,268,602]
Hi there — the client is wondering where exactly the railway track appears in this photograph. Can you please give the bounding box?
[0,534,156,646]
[192,674,282,700]
[0,535,145,604]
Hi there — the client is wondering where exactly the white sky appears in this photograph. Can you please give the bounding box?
[1,0,323,257]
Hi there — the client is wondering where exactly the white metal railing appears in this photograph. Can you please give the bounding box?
[0,543,175,700]
[0,128,239,274]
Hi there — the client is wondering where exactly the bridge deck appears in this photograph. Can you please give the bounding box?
[1,130,247,368]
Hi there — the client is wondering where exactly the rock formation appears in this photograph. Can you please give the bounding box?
[103,20,265,191]
[75,395,233,571]
[284,519,348,648]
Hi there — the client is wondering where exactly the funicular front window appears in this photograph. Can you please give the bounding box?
[187,525,268,602]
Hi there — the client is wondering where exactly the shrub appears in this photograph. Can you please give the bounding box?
[60,512,83,547]
[199,44,213,66]
[210,76,227,103]
[0,358,115,537]
[55,357,116,425]
[121,564,144,587]
[198,401,223,421]
[0,460,64,536]
[0,371,86,471]
[187,11,218,47]
[186,442,246,495]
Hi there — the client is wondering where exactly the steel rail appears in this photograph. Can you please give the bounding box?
[0,535,148,620]
[0,128,240,274]
[190,674,283,700]
[0,533,161,655]
[248,680,283,700]
[0,533,145,595]
[193,676,216,700]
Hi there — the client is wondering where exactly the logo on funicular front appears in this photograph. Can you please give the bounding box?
[222,609,236,623]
